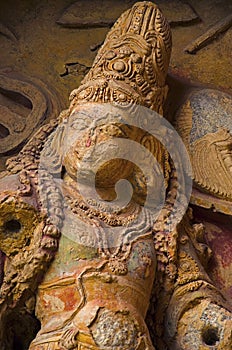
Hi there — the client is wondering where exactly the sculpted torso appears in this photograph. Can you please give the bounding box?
[0,2,231,350]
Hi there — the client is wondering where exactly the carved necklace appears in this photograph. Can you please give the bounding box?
[64,187,153,262]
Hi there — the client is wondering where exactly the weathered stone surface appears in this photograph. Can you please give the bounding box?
[0,0,231,171]
[156,0,199,25]
[184,13,232,53]
[174,88,232,207]
[187,89,232,143]
[56,0,134,28]
[0,21,17,42]
[203,215,232,299]
[0,73,45,155]
[57,0,199,28]
[59,61,90,77]
[0,1,232,350]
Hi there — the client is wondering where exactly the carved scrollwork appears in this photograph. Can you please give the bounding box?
[0,71,63,159]
[192,129,232,200]
[69,1,171,115]
[174,88,232,207]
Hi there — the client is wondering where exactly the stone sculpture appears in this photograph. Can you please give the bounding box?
[0,2,231,350]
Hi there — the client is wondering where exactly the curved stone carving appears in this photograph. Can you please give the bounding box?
[174,88,232,212]
[192,129,232,199]
[0,71,63,157]
[70,1,171,114]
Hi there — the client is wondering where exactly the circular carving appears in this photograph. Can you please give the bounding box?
[0,197,40,256]
[113,60,126,72]
[0,72,63,157]
[0,74,47,156]
[105,50,116,60]
[92,310,138,348]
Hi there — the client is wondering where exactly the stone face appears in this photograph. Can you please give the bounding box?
[0,0,231,171]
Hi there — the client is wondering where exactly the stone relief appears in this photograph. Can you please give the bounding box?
[0,71,63,157]
[0,1,231,350]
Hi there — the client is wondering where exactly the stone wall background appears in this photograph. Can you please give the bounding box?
[0,1,231,345]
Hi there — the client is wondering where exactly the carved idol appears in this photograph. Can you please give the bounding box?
[0,2,231,350]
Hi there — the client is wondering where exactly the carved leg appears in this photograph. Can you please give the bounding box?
[164,214,232,349]
[29,238,157,350]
